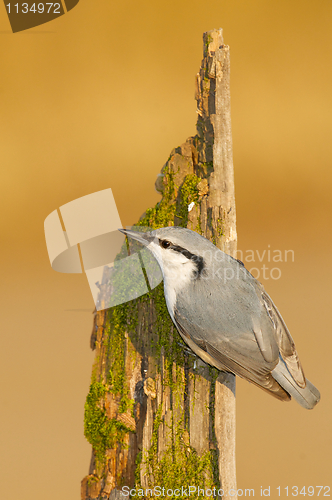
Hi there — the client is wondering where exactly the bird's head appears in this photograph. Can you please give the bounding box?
[118,226,213,283]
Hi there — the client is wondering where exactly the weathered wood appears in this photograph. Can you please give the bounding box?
[82,28,237,500]
[196,29,237,499]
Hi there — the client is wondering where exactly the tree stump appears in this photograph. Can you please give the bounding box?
[81,28,237,500]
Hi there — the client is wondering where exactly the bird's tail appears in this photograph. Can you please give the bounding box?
[272,358,320,409]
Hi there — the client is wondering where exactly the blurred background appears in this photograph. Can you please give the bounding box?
[0,1,331,498]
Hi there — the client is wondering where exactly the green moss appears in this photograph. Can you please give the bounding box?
[109,253,148,308]
[87,474,99,485]
[148,403,163,465]
[84,305,137,470]
[134,343,219,497]
[107,306,127,393]
[90,353,100,384]
[204,33,213,56]
[152,283,187,385]
[216,218,223,238]
[141,402,219,498]
[85,144,220,483]
[135,451,143,487]
[137,160,202,234]
[137,204,175,230]
[208,367,219,452]
[137,163,176,230]
[196,215,202,235]
[84,381,131,468]
[199,161,213,176]
[177,174,202,228]
[106,304,135,414]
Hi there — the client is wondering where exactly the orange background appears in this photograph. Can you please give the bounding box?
[0,1,331,499]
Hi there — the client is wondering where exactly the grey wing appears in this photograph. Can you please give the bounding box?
[225,260,306,389]
[233,262,305,388]
[261,289,306,388]
[174,305,291,402]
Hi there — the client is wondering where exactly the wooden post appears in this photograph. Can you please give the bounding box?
[196,29,237,499]
[82,28,237,500]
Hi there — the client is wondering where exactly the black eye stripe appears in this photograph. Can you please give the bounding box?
[158,239,205,277]
[170,245,197,260]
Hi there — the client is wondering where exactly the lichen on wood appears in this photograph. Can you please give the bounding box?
[81,28,237,500]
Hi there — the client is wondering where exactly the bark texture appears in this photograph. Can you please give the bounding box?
[82,28,237,500]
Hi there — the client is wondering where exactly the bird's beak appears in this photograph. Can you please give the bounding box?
[118,228,155,246]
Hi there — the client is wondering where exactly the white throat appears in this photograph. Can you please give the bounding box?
[146,240,196,322]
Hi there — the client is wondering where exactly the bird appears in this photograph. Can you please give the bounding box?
[119,226,320,409]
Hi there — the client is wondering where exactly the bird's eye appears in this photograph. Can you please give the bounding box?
[160,239,171,249]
